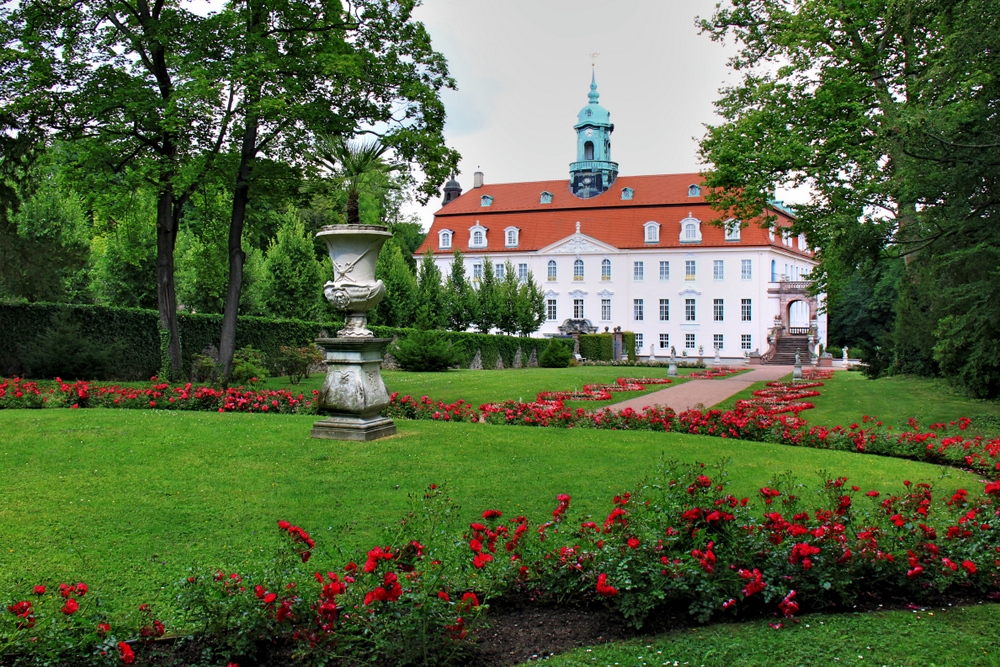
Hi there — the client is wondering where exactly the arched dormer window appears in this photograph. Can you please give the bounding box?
[573,258,585,281]
[601,258,612,281]
[679,213,702,244]
[688,184,701,197]
[480,194,493,207]
[438,229,453,249]
[469,222,488,248]
[547,259,557,281]
[769,227,776,242]
[621,187,634,201]
[724,219,741,241]
[584,141,594,160]
[643,220,660,243]
[782,230,792,246]
[504,226,519,247]
[540,191,553,204]
[798,233,807,250]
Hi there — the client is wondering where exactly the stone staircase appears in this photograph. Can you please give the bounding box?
[765,334,811,365]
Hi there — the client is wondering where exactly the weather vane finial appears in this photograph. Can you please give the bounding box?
[590,52,600,67]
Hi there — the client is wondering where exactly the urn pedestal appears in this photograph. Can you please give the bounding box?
[311,338,396,441]
[310,224,397,441]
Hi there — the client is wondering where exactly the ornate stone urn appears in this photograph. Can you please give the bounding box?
[311,224,396,441]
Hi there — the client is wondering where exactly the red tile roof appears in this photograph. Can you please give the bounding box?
[416,173,812,257]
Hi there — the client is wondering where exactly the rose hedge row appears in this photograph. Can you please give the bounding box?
[6,463,1000,666]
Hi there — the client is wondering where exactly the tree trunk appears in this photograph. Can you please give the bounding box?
[218,114,260,381]
[155,187,182,377]
[346,191,359,225]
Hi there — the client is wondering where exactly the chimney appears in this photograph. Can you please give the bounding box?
[473,171,484,188]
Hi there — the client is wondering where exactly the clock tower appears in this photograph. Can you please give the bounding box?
[570,71,618,199]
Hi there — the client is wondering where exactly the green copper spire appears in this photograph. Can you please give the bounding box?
[571,71,618,199]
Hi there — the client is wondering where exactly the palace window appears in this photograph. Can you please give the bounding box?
[472,262,482,280]
[621,187,634,200]
[713,260,724,280]
[505,227,519,247]
[495,262,505,279]
[685,298,696,321]
[659,333,670,349]
[573,299,584,319]
[741,299,752,322]
[659,298,669,321]
[685,260,696,280]
[480,194,493,207]
[688,184,701,197]
[633,261,644,281]
[685,333,696,349]
[518,263,528,281]
[741,259,752,280]
[741,334,752,350]
[438,230,452,249]
[601,298,611,321]
[725,219,741,241]
[644,221,660,243]
[714,298,724,321]
[601,258,612,281]
[546,299,557,320]
[634,299,644,321]
[713,334,724,350]
[540,191,553,204]
[573,258,584,281]
[547,260,557,281]
[659,261,670,280]
[635,333,644,353]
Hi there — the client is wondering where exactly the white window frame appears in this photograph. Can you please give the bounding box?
[472,261,483,280]
[713,334,724,350]
[724,219,741,241]
[573,258,585,281]
[546,299,557,320]
[601,298,611,321]
[685,298,696,322]
[713,298,724,322]
[659,261,670,281]
[659,298,669,321]
[659,333,670,349]
[685,333,696,349]
[741,259,752,280]
[634,299,644,321]
[685,260,696,281]
[469,223,488,249]
[713,260,724,281]
[643,220,660,243]
[495,262,505,279]
[504,226,519,248]
[635,333,644,353]
[633,261,644,281]
[741,299,752,322]
[679,214,702,243]
[573,298,584,319]
[547,259,557,281]
[438,229,453,249]
[601,258,612,281]
[518,263,528,281]
[741,334,752,351]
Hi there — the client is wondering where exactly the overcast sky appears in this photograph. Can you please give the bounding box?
[403,0,739,229]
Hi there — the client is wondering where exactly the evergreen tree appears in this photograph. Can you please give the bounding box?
[473,258,500,334]
[444,250,475,332]
[496,260,521,335]
[516,271,547,336]
[415,251,447,330]
[260,209,324,319]
[371,243,418,328]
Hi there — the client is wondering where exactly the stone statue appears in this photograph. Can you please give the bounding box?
[794,351,800,365]
[793,350,803,380]
[667,345,678,377]
[713,347,722,367]
[649,343,656,363]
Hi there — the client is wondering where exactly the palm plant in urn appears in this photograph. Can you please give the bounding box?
[310,137,402,441]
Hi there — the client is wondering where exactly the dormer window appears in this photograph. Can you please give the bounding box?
[480,194,493,207]
[505,226,520,247]
[469,222,488,248]
[724,219,741,241]
[688,184,701,197]
[679,213,702,244]
[438,229,453,249]
[798,233,807,250]
[540,191,553,204]
[643,220,660,243]
[621,187,634,201]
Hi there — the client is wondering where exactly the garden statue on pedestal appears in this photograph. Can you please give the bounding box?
[311,224,397,441]
[649,343,656,363]
[713,347,722,367]
[668,346,678,377]
[793,351,803,380]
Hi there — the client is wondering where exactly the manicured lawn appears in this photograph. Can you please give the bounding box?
[265,366,694,409]
[531,602,1000,667]
[0,408,977,625]
[712,371,1000,433]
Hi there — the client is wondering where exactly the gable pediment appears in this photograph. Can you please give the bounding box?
[538,233,619,255]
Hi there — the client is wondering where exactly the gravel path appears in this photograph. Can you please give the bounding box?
[611,366,795,413]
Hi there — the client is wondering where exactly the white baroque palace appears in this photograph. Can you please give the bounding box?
[417,75,825,363]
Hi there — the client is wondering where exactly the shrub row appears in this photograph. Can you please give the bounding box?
[0,303,565,380]
[5,463,1000,666]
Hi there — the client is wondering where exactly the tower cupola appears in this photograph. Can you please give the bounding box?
[570,71,618,199]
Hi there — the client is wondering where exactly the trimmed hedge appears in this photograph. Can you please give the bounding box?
[1,303,558,380]
[578,333,614,361]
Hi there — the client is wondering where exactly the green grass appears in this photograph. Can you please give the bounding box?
[0,409,976,625]
[709,371,1000,433]
[530,603,1000,667]
[265,366,695,410]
